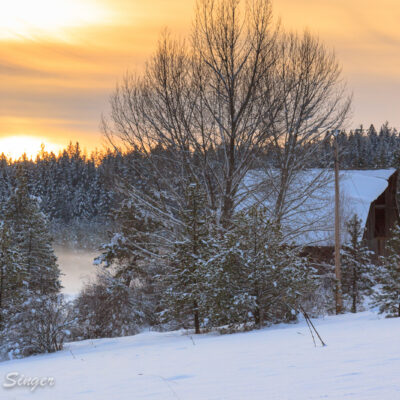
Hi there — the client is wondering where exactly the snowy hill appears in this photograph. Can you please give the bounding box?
[1,312,400,399]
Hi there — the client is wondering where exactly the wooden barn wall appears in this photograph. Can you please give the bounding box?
[363,171,399,255]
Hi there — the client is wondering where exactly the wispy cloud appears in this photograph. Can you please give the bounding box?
[1,0,400,152]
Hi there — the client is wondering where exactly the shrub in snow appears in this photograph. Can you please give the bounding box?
[72,273,144,340]
[302,265,336,317]
[1,294,72,360]
[341,215,375,313]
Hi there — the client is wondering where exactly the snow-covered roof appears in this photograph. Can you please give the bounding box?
[240,168,396,246]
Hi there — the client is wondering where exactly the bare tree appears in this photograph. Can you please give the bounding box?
[191,0,280,224]
[255,31,351,239]
[103,0,280,230]
[102,0,350,236]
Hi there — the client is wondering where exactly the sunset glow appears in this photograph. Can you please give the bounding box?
[0,0,109,40]
[1,0,400,157]
[0,136,62,160]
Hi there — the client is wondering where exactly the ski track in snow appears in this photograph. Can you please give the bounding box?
[1,311,400,399]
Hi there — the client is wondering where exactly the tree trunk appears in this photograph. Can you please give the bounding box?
[0,262,3,310]
[255,289,264,329]
[258,307,264,329]
[351,265,357,313]
[0,262,3,325]
[194,301,200,334]
[253,307,260,327]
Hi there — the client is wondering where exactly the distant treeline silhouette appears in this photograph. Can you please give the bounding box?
[0,123,399,247]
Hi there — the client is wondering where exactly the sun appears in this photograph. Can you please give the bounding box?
[0,0,109,40]
[0,136,62,160]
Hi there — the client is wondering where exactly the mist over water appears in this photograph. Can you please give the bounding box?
[54,246,99,295]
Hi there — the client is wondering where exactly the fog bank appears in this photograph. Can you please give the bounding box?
[55,246,99,295]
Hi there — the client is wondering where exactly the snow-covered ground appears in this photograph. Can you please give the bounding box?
[1,311,400,399]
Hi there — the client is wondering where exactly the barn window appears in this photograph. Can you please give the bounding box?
[374,207,386,238]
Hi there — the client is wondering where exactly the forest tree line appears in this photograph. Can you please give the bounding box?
[0,122,398,247]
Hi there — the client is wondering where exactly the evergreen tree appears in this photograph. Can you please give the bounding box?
[96,197,157,281]
[233,206,314,327]
[0,221,22,321]
[201,207,314,330]
[0,168,65,360]
[341,215,375,313]
[95,192,161,328]
[202,228,248,329]
[372,224,400,317]
[162,181,213,334]
[4,167,61,295]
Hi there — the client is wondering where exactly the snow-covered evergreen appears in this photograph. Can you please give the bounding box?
[0,168,66,360]
[3,167,61,295]
[341,215,375,313]
[372,224,400,317]
[161,181,214,333]
[203,207,315,329]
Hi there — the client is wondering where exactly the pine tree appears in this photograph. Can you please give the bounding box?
[200,224,247,329]
[201,206,314,330]
[162,181,213,334]
[0,221,22,322]
[0,168,65,359]
[96,197,157,282]
[372,224,400,317]
[341,215,375,313]
[4,167,61,296]
[234,206,314,327]
[95,192,161,329]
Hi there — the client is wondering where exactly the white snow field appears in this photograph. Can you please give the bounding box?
[1,311,400,400]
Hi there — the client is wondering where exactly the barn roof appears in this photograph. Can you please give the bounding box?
[240,168,396,246]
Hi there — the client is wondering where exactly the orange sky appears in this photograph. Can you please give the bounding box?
[1,0,400,157]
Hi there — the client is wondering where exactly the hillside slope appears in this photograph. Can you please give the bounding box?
[1,312,399,399]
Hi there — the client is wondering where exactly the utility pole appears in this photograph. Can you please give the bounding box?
[334,131,343,314]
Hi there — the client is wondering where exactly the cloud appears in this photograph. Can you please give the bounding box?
[0,0,196,152]
[1,0,400,153]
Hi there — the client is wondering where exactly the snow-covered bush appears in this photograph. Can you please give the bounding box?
[302,265,336,317]
[72,273,145,340]
[341,215,375,313]
[0,294,72,360]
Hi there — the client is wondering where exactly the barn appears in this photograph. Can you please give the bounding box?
[363,169,399,255]
[241,168,399,257]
